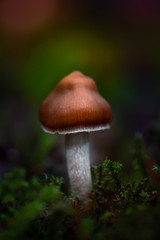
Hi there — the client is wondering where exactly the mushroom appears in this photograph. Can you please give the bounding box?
[39,71,113,201]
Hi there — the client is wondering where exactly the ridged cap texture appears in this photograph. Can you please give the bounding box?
[39,71,113,134]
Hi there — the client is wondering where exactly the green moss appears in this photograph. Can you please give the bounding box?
[0,135,160,240]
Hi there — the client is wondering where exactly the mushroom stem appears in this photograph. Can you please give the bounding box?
[65,132,92,201]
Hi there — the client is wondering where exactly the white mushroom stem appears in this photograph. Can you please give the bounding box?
[65,132,92,201]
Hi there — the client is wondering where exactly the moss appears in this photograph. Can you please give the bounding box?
[0,135,160,240]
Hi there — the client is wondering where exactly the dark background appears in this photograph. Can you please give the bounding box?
[0,0,160,183]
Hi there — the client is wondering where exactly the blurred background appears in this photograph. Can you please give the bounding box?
[0,0,160,185]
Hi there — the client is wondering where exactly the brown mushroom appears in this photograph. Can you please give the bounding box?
[39,71,113,201]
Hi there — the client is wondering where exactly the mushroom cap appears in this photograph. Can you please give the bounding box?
[39,71,113,134]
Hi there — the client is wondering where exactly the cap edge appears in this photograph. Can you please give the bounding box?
[41,124,111,135]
